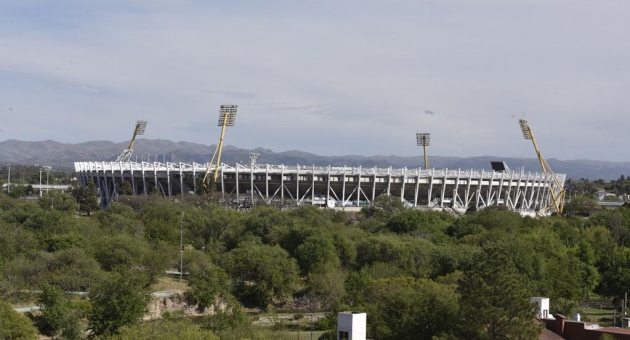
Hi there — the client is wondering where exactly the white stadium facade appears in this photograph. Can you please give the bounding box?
[74,160,566,216]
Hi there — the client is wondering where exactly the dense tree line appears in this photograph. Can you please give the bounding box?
[2,190,630,339]
[565,176,630,198]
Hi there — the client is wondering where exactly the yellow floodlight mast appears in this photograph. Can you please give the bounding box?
[115,120,148,162]
[518,119,565,214]
[202,105,237,193]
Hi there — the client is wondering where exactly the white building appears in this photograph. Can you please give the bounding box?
[531,297,552,319]
[337,312,366,340]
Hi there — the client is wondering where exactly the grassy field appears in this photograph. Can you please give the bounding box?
[248,310,329,340]
[580,308,617,326]
[150,275,189,292]
[279,330,326,340]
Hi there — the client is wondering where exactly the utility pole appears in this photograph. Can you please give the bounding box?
[7,164,10,193]
[39,168,42,197]
[180,211,184,283]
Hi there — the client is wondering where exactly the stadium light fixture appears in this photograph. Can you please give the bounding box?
[218,105,237,126]
[519,119,532,140]
[249,151,260,166]
[135,120,148,136]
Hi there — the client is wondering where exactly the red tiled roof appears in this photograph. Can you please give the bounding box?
[539,328,565,340]
[597,327,630,334]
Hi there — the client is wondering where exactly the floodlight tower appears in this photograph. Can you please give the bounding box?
[202,105,238,192]
[416,132,431,169]
[249,152,260,166]
[115,120,148,162]
[518,119,565,214]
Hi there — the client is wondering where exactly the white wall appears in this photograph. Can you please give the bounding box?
[531,297,551,319]
[338,312,367,340]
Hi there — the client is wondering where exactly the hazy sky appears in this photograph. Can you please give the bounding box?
[1,1,629,161]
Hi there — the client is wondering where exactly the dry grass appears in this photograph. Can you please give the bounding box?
[150,275,190,292]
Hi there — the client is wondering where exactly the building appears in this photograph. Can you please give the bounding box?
[532,297,552,319]
[337,312,366,340]
[539,313,630,339]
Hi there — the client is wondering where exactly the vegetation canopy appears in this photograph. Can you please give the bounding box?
[0,184,629,339]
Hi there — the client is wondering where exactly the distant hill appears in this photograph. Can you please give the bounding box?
[0,139,628,180]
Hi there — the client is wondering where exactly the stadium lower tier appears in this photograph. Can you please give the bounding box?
[74,161,566,216]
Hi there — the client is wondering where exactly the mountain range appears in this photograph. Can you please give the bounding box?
[0,139,628,180]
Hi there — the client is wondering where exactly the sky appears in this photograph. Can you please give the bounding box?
[1,0,629,161]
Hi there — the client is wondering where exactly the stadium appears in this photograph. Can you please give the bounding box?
[73,112,566,216]
[73,160,566,216]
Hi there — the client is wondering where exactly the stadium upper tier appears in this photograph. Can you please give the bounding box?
[74,161,566,216]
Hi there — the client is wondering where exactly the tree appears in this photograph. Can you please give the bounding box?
[94,234,151,271]
[46,247,104,292]
[141,241,177,283]
[3,254,50,298]
[88,269,151,337]
[118,181,133,196]
[0,299,38,340]
[0,222,38,264]
[242,206,292,245]
[344,268,372,307]
[363,277,459,340]
[94,202,142,236]
[38,191,76,212]
[200,300,250,334]
[457,246,542,340]
[385,210,454,242]
[355,234,435,278]
[308,264,347,310]
[563,196,601,217]
[38,284,81,339]
[186,205,243,253]
[361,195,406,220]
[589,208,630,247]
[225,242,301,307]
[140,202,181,245]
[465,209,523,233]
[116,318,219,340]
[429,244,479,279]
[385,209,423,234]
[295,234,340,275]
[594,246,630,299]
[72,180,99,216]
[184,250,231,310]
